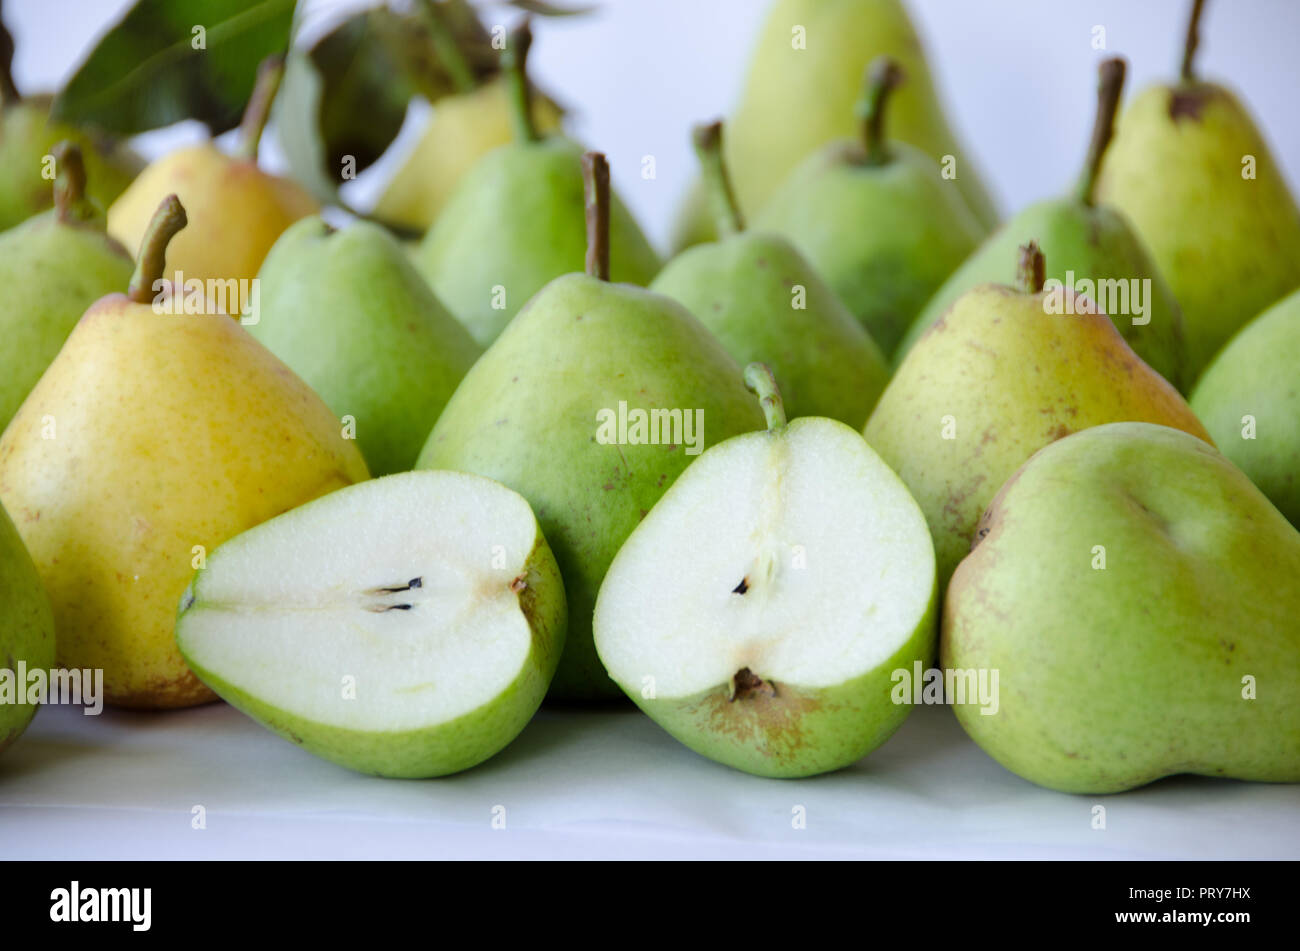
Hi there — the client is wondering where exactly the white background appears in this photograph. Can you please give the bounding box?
[3,1,1299,860]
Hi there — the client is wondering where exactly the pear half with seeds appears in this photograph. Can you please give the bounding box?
[175,471,566,778]
[593,365,936,778]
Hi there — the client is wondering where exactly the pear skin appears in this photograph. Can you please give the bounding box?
[0,500,55,754]
[944,422,1300,793]
[864,244,1211,590]
[1190,288,1300,527]
[0,197,368,708]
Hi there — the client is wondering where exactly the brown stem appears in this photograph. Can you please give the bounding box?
[582,151,610,281]
[128,195,187,303]
[1180,0,1206,82]
[857,56,905,166]
[503,18,539,143]
[1017,242,1046,294]
[51,141,95,224]
[0,9,19,105]
[1075,57,1126,205]
[235,55,285,162]
[692,120,744,236]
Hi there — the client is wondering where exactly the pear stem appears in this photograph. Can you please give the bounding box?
[1075,57,1126,206]
[857,57,905,166]
[419,0,476,94]
[0,10,19,105]
[692,120,744,237]
[235,55,285,162]
[1180,0,1206,82]
[1016,242,1046,294]
[744,363,787,432]
[503,18,539,144]
[51,141,94,224]
[583,151,610,281]
[127,195,187,304]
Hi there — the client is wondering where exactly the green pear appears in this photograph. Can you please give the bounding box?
[945,422,1300,793]
[899,58,1190,392]
[1094,0,1300,378]
[413,22,659,346]
[418,153,765,700]
[594,365,935,778]
[0,17,141,230]
[863,243,1212,590]
[1190,288,1300,527]
[754,58,986,356]
[0,499,55,755]
[0,196,369,709]
[650,122,889,428]
[176,470,565,778]
[671,0,998,251]
[248,217,481,476]
[0,142,133,429]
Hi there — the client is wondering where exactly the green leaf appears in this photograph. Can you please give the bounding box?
[51,0,297,135]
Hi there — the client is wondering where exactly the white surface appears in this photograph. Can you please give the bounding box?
[3,700,1298,859]
[3,1,1299,859]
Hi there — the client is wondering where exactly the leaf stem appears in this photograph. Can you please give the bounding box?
[418,0,476,94]
[857,56,905,166]
[503,18,539,143]
[1075,57,1126,206]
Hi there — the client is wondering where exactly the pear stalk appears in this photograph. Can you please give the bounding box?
[128,195,188,303]
[1180,0,1207,82]
[693,120,745,236]
[744,362,787,431]
[503,19,539,144]
[51,141,96,225]
[235,55,286,162]
[1017,242,1046,294]
[419,0,476,94]
[583,151,611,281]
[0,11,17,105]
[1075,58,1126,206]
[857,57,905,166]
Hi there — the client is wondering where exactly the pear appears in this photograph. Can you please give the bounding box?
[1190,288,1300,527]
[0,16,140,230]
[0,500,55,755]
[0,196,369,709]
[248,217,481,476]
[175,470,565,777]
[594,364,935,778]
[418,152,765,700]
[1095,0,1300,378]
[863,243,1212,589]
[899,58,1190,392]
[107,57,318,294]
[945,422,1300,793]
[0,142,133,428]
[413,21,659,347]
[672,0,998,250]
[754,58,986,357]
[650,121,889,428]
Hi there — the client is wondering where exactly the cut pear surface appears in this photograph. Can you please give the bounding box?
[176,471,566,778]
[594,409,936,778]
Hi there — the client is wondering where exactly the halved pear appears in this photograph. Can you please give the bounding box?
[175,471,566,778]
[593,365,936,778]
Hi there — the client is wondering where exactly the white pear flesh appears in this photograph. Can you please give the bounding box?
[594,417,936,778]
[175,470,566,778]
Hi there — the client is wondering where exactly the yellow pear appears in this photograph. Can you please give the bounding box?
[0,196,369,709]
[107,57,317,291]
[373,77,561,232]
